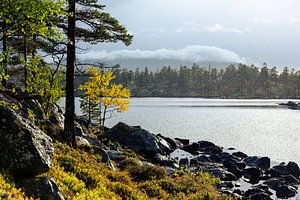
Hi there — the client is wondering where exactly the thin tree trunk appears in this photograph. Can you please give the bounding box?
[64,0,77,148]
[23,35,28,88]
[2,21,8,87]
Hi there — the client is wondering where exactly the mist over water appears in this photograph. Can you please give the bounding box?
[61,98,300,164]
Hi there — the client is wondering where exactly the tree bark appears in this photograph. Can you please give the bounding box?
[64,0,77,148]
[23,35,28,88]
[2,21,8,87]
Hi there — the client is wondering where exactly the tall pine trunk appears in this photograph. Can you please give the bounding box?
[64,0,77,148]
[1,21,7,87]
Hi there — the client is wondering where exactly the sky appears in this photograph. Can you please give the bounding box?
[82,0,300,68]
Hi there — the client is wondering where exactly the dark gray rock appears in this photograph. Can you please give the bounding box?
[84,135,102,146]
[75,121,86,137]
[251,192,272,200]
[191,155,210,163]
[198,140,222,155]
[244,167,262,184]
[157,134,183,151]
[268,165,290,178]
[75,136,90,146]
[244,156,270,171]
[287,162,300,180]
[49,105,64,130]
[275,185,297,199]
[232,151,248,159]
[281,174,300,186]
[219,181,234,189]
[181,142,200,155]
[179,158,189,166]
[107,150,125,161]
[233,189,244,196]
[106,122,171,158]
[263,178,285,190]
[21,99,45,120]
[93,146,114,170]
[175,138,189,145]
[20,177,64,200]
[154,153,178,168]
[0,104,53,176]
[244,188,266,198]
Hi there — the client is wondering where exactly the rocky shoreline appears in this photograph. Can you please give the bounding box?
[0,92,299,199]
[103,122,300,199]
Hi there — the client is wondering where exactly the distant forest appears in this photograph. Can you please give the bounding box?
[101,63,300,98]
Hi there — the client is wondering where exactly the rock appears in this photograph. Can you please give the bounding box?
[0,104,53,176]
[244,167,262,184]
[20,177,64,200]
[233,189,244,196]
[198,140,222,155]
[209,155,222,163]
[191,155,211,163]
[206,167,237,181]
[275,185,297,199]
[244,188,266,198]
[75,115,91,129]
[157,134,183,150]
[263,178,285,190]
[75,121,86,137]
[39,119,64,141]
[107,150,125,161]
[93,146,114,170]
[281,175,300,186]
[179,158,189,166]
[181,142,200,155]
[251,184,272,195]
[106,122,171,158]
[154,153,178,168]
[268,165,289,178]
[21,99,45,120]
[244,156,270,171]
[223,171,237,181]
[232,151,248,159]
[84,135,102,146]
[175,137,189,145]
[49,105,64,130]
[287,162,300,180]
[75,136,90,146]
[219,181,234,189]
[206,167,226,179]
[251,192,272,200]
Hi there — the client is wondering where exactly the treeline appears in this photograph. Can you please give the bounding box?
[112,63,300,98]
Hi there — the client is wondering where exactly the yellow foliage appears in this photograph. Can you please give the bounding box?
[0,171,32,200]
[79,68,130,129]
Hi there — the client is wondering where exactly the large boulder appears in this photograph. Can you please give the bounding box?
[20,177,65,200]
[106,123,171,158]
[244,156,270,171]
[0,103,53,176]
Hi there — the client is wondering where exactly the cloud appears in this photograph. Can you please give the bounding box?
[252,17,273,24]
[79,45,246,64]
[176,22,202,33]
[204,23,245,34]
[289,17,300,23]
[176,22,247,34]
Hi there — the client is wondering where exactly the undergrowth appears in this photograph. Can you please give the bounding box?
[0,143,233,200]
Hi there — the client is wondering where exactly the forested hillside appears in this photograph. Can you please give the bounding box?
[109,63,300,98]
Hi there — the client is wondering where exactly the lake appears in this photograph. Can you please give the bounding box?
[60,98,300,164]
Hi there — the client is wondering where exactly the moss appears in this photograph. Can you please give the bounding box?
[0,170,31,200]
[0,142,234,200]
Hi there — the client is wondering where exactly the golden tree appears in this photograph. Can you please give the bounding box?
[79,68,130,132]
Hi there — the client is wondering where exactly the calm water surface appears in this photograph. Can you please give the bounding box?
[62,98,300,164]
